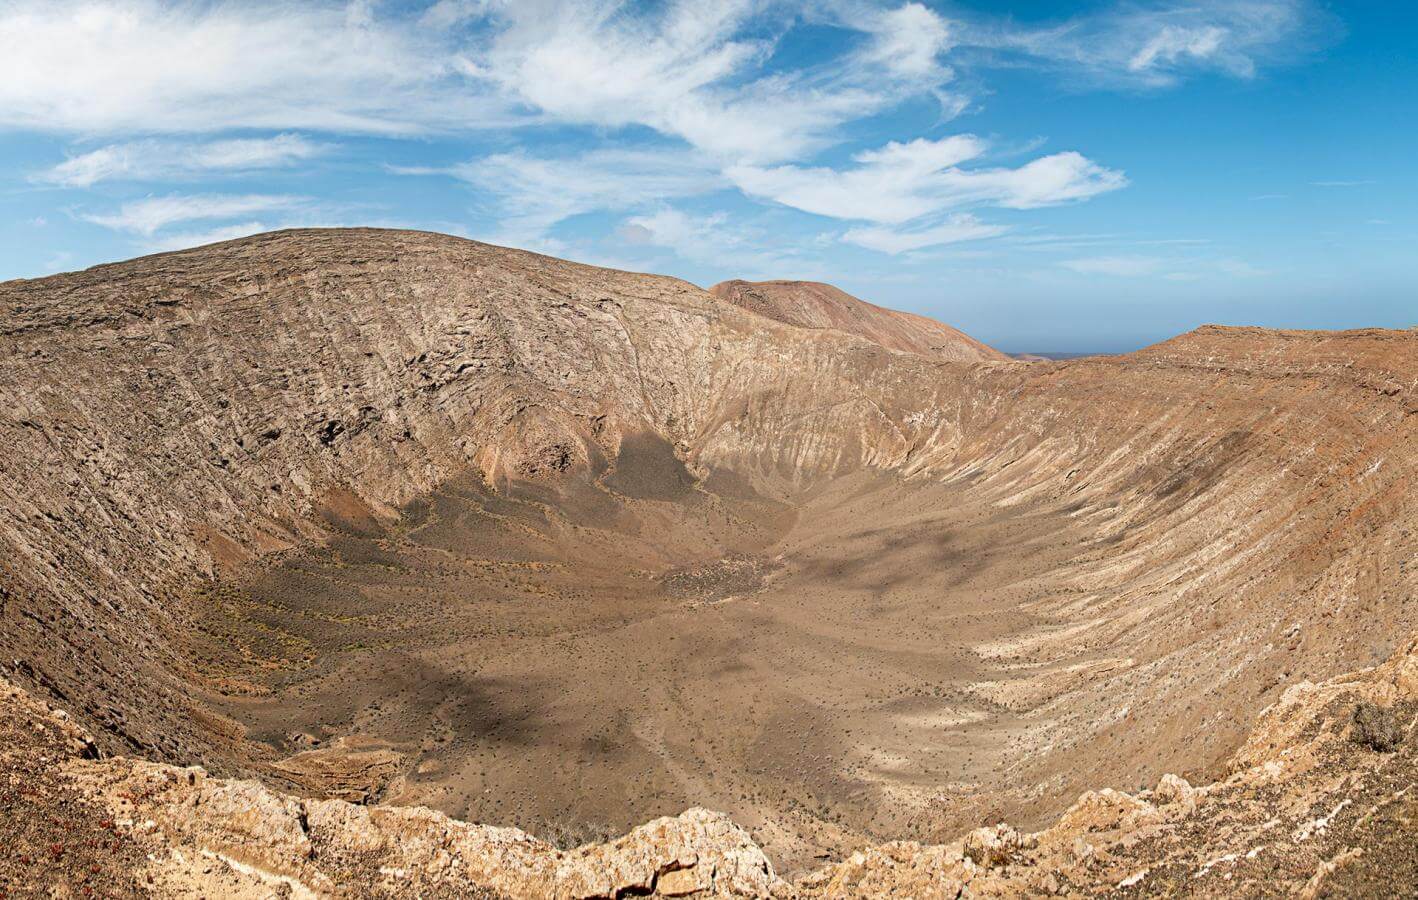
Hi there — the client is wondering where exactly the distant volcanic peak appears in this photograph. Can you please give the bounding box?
[709,279,1007,362]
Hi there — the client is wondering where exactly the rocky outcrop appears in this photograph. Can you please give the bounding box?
[709,279,1006,361]
[4,635,1412,896]
[3,673,784,898]
[798,633,1418,897]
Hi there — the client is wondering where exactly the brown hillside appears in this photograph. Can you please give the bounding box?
[1,228,1413,896]
[709,278,1006,361]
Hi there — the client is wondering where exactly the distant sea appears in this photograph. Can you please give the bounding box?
[1009,351,1116,360]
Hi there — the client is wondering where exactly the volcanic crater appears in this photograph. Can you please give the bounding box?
[1,228,1414,896]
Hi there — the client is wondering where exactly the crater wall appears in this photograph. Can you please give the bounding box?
[1,229,1413,883]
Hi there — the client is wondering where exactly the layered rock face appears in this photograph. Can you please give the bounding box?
[708,279,1006,362]
[1,228,1414,896]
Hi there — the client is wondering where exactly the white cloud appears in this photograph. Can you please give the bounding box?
[968,1,1319,87]
[174,135,326,173]
[984,153,1131,209]
[1311,180,1375,187]
[383,164,448,177]
[37,134,327,187]
[472,1,902,164]
[0,0,1304,175]
[617,205,825,277]
[1060,256,1164,277]
[1,1,1148,266]
[82,194,304,235]
[1062,254,1270,280]
[728,136,989,223]
[1129,25,1229,74]
[0,0,509,134]
[859,2,954,80]
[728,138,1125,224]
[854,135,987,170]
[405,147,724,248]
[843,214,1008,254]
[145,221,273,252]
[621,208,728,258]
[723,134,1122,257]
[479,2,760,126]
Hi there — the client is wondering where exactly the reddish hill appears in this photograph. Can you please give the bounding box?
[709,279,1006,362]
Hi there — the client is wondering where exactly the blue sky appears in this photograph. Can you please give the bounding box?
[1,1,1413,352]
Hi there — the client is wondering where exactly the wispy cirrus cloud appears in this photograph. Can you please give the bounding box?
[396,146,724,250]
[727,136,987,224]
[36,134,328,187]
[471,1,958,165]
[81,194,306,236]
[843,214,1008,254]
[0,0,513,135]
[3,0,1329,282]
[0,0,969,165]
[1128,25,1229,74]
[1061,254,1270,280]
[961,0,1326,88]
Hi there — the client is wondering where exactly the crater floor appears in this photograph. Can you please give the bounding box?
[189,443,1244,872]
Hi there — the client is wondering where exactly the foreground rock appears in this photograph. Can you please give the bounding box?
[2,674,785,898]
[800,633,1417,897]
[4,635,1412,896]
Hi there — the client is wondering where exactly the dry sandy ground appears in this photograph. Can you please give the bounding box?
[178,435,1288,874]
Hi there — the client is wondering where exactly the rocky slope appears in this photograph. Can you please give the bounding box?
[708,279,1005,361]
[3,633,1412,896]
[1,228,1414,895]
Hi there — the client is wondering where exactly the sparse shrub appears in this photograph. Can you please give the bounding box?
[1351,702,1401,752]
[532,818,622,850]
[963,823,1030,869]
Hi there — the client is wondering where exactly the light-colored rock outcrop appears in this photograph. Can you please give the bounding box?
[797,633,1417,897]
[4,672,785,898]
[4,635,1412,895]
